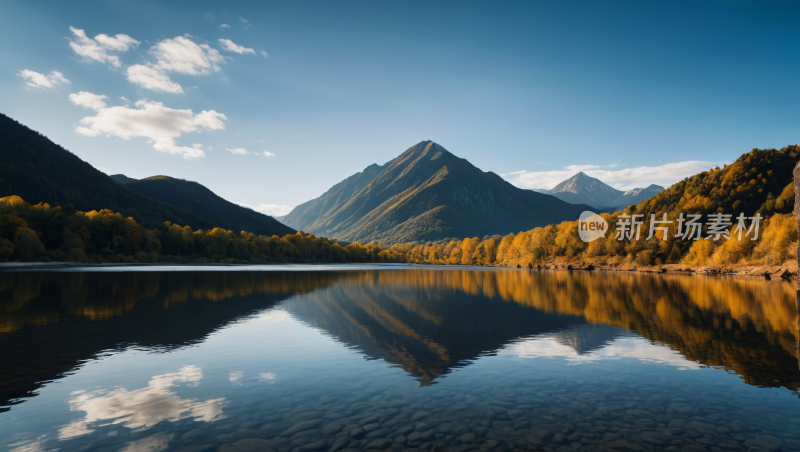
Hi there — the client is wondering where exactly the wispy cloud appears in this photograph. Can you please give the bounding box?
[226,147,248,155]
[503,160,724,191]
[220,24,230,30]
[260,50,268,57]
[126,36,224,93]
[69,93,226,159]
[218,39,255,55]
[18,70,70,90]
[67,26,139,68]
[239,202,293,216]
[263,151,276,158]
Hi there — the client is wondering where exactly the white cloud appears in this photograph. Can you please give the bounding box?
[218,38,255,55]
[18,70,70,90]
[239,16,249,23]
[67,26,139,68]
[263,151,276,157]
[226,147,249,155]
[153,36,224,75]
[220,24,230,29]
[120,96,130,103]
[246,203,293,216]
[125,36,224,93]
[69,91,109,110]
[126,64,184,93]
[260,50,268,57]
[204,12,215,19]
[73,96,226,159]
[503,160,724,191]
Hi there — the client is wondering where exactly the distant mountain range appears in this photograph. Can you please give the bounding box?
[283,141,592,244]
[111,175,294,237]
[0,114,293,237]
[536,172,663,211]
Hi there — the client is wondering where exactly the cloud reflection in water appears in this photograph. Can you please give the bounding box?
[58,365,226,440]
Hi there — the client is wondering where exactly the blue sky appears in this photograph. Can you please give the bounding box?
[2,1,799,215]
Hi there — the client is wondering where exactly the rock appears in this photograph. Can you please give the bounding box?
[365,429,391,439]
[410,411,431,422]
[730,419,747,432]
[363,423,381,432]
[407,432,422,443]
[691,421,716,432]
[300,440,329,452]
[641,432,669,446]
[401,449,422,452]
[328,437,349,452]
[365,439,393,449]
[291,429,321,441]
[350,428,365,439]
[217,430,260,443]
[556,446,577,452]
[744,435,783,451]
[281,420,323,437]
[414,423,430,432]
[602,433,622,441]
[530,429,553,441]
[321,422,342,434]
[359,416,378,425]
[681,446,707,452]
[395,436,406,444]
[485,440,499,448]
[507,409,524,417]
[216,439,277,452]
[456,433,476,444]
[669,403,693,413]
[394,426,414,436]
[668,419,685,429]
[318,396,339,405]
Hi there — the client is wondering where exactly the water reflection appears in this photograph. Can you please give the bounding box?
[0,268,797,412]
[59,365,226,440]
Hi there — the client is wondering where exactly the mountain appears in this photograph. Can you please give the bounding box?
[283,141,591,244]
[122,176,295,237]
[609,184,664,208]
[540,172,663,210]
[0,114,213,229]
[109,174,138,184]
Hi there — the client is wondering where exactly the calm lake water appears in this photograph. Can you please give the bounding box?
[1,266,799,452]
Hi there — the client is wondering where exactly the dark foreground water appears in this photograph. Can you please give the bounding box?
[1,267,799,452]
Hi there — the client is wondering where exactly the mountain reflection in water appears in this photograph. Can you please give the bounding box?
[1,268,797,414]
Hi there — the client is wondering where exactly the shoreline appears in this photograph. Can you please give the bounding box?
[0,260,795,283]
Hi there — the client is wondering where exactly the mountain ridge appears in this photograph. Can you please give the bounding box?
[540,171,663,210]
[122,175,295,237]
[284,141,592,244]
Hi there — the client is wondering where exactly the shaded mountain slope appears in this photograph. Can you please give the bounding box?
[124,176,294,236]
[284,162,387,231]
[0,114,213,229]
[285,141,591,244]
[109,174,138,184]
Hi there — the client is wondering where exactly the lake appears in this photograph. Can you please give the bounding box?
[1,266,798,452]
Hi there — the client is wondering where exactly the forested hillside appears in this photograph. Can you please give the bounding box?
[123,176,294,237]
[397,146,799,268]
[0,114,213,230]
[0,196,399,264]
